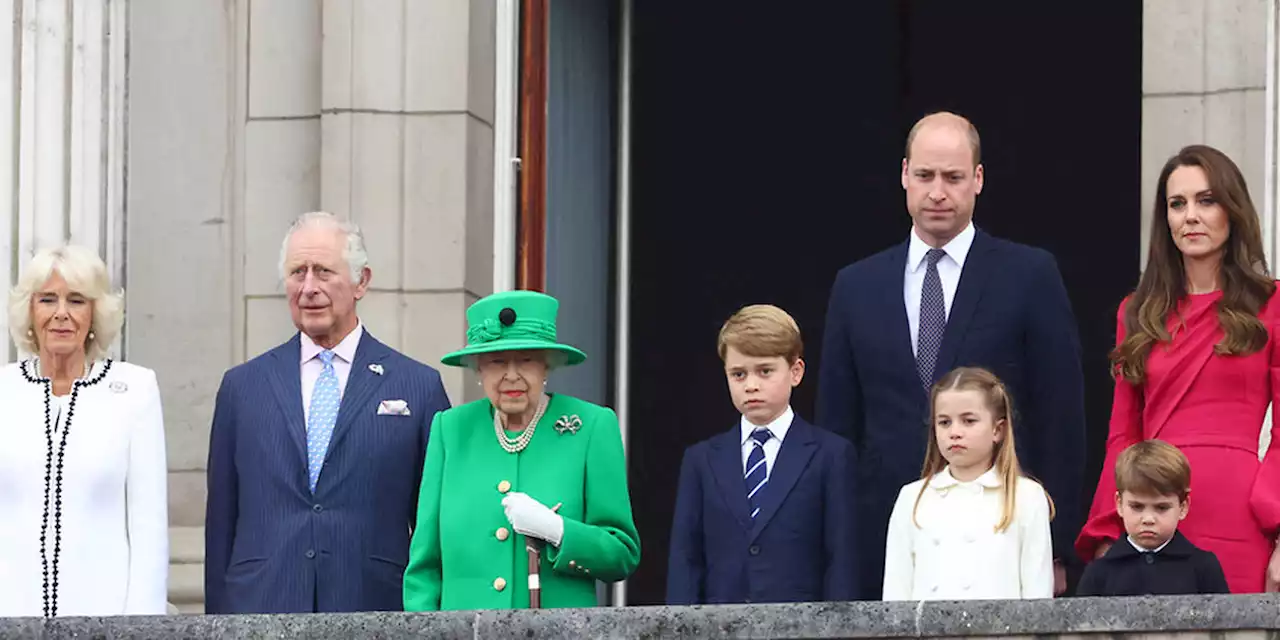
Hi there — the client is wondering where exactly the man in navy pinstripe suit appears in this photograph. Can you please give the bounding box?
[204,212,451,613]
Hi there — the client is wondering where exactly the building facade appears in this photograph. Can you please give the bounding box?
[0,0,1271,611]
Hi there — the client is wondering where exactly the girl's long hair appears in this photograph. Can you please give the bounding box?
[1113,144,1274,384]
[913,367,1055,532]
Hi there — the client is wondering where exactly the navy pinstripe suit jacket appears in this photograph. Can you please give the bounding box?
[203,332,451,613]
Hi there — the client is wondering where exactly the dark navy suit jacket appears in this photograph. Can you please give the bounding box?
[666,416,858,604]
[204,332,451,613]
[817,229,1085,599]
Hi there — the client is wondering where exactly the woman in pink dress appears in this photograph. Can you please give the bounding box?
[1076,144,1280,593]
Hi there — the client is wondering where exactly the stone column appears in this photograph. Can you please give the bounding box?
[1142,0,1272,459]
[128,0,245,613]
[0,0,128,360]
[128,0,498,613]
[1141,0,1268,260]
[241,0,322,358]
[317,0,495,402]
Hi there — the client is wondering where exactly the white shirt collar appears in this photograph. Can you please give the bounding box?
[907,221,976,273]
[1126,535,1172,554]
[740,405,795,445]
[300,322,364,365]
[930,465,1002,490]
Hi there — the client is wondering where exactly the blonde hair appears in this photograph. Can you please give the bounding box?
[717,304,803,364]
[1115,440,1191,502]
[913,366,1055,532]
[9,245,124,361]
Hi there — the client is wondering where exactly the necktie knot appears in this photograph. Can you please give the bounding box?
[318,349,336,366]
[750,428,772,446]
[926,248,946,267]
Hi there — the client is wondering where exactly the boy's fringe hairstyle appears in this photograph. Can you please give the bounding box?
[717,304,803,364]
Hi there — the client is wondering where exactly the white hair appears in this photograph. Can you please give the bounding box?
[8,245,124,361]
[277,211,370,284]
[464,349,568,371]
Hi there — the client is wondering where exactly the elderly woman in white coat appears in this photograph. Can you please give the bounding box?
[0,245,168,618]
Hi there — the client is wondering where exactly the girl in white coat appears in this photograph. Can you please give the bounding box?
[882,366,1054,600]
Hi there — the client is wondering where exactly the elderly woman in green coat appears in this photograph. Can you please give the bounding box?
[403,290,641,610]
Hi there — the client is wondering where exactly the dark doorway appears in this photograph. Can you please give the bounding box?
[626,2,1142,605]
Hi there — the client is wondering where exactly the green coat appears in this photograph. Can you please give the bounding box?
[403,394,641,610]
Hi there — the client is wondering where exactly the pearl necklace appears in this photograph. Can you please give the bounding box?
[493,393,549,454]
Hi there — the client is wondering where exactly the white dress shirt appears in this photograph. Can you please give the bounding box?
[740,406,794,476]
[882,466,1054,601]
[0,359,169,616]
[300,323,363,424]
[1127,535,1172,554]
[904,222,976,356]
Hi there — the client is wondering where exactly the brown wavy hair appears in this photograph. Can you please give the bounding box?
[1112,145,1275,385]
[913,367,1054,532]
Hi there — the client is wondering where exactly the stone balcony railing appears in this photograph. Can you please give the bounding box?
[0,594,1278,639]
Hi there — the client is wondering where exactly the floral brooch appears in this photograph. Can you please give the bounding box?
[554,415,582,435]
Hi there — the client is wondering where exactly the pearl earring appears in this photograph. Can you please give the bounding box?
[26,328,33,337]
[88,331,95,340]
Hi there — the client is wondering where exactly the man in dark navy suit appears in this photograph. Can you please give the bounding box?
[817,112,1085,600]
[204,212,451,613]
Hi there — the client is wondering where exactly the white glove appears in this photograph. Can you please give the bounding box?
[502,492,565,547]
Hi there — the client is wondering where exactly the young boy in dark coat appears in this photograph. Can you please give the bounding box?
[1077,440,1229,596]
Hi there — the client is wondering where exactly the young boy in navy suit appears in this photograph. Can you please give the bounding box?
[666,304,858,604]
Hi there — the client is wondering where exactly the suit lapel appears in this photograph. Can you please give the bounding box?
[933,230,996,382]
[749,417,818,543]
[323,331,390,460]
[265,335,308,464]
[882,241,919,379]
[708,429,752,530]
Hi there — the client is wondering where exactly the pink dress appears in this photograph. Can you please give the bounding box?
[1076,291,1280,593]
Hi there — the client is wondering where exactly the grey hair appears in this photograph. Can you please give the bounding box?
[9,245,125,361]
[464,349,568,371]
[277,211,370,284]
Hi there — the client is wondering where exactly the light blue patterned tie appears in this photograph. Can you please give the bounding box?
[744,428,772,520]
[306,350,340,493]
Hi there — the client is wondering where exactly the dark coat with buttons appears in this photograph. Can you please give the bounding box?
[1076,531,1229,596]
[666,416,858,604]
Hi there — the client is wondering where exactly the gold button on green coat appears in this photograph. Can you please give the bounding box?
[403,394,641,611]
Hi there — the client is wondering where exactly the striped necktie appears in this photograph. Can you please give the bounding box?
[744,427,772,520]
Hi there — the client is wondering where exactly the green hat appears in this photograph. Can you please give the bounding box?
[441,290,587,368]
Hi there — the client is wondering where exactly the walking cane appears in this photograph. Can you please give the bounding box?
[527,503,562,609]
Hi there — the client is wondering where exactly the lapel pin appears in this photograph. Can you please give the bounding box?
[109,381,128,393]
[369,363,384,376]
[554,415,582,435]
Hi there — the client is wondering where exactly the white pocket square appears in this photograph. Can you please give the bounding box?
[377,399,411,416]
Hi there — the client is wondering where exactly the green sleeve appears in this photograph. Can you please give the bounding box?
[403,411,447,610]
[546,408,641,582]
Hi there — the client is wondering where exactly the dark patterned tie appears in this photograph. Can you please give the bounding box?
[744,428,772,520]
[917,248,947,388]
